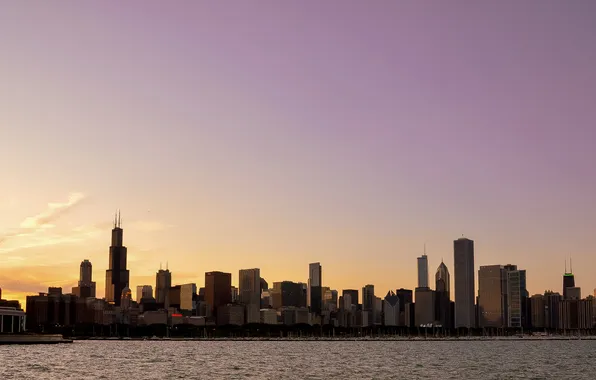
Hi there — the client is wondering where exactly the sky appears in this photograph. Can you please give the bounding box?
[1,1,596,307]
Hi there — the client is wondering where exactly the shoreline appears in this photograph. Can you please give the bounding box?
[72,336,596,342]
[0,334,73,345]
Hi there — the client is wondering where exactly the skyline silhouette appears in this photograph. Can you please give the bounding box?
[2,1,596,306]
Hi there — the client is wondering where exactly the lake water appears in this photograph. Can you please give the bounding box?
[1,340,596,379]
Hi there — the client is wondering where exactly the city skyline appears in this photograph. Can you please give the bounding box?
[2,1,596,306]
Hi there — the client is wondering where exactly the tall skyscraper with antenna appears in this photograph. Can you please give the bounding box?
[105,211,130,306]
[563,258,575,300]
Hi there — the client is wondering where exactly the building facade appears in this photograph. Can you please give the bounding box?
[308,263,322,315]
[205,271,232,318]
[454,237,475,328]
[105,213,130,306]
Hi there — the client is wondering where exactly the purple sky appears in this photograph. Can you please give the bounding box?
[1,1,596,303]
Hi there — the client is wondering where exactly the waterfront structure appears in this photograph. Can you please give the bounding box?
[72,260,96,298]
[435,261,451,327]
[239,268,261,323]
[454,237,475,328]
[478,265,506,328]
[260,308,278,324]
[136,285,153,303]
[155,268,172,306]
[105,212,130,307]
[205,271,232,318]
[0,306,26,333]
[506,268,527,328]
[308,263,322,315]
[417,253,429,288]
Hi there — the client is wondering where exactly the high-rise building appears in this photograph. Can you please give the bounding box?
[155,268,172,306]
[435,261,451,328]
[342,289,359,307]
[308,263,322,315]
[478,265,506,328]
[544,291,561,329]
[105,212,130,306]
[180,283,197,312]
[384,291,400,326]
[415,287,435,327]
[271,281,307,309]
[239,268,261,324]
[563,259,576,300]
[454,237,475,328]
[205,271,232,318]
[72,259,96,298]
[417,253,429,288]
[506,269,527,328]
[362,285,375,311]
[136,285,153,303]
[530,294,545,329]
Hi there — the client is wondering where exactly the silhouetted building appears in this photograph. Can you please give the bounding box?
[205,271,232,318]
[396,288,413,326]
[384,291,400,326]
[362,285,375,311]
[530,294,545,329]
[478,265,506,328]
[105,212,130,306]
[435,261,451,328]
[180,283,197,312]
[417,253,429,288]
[136,285,153,303]
[563,262,575,300]
[155,268,172,307]
[566,287,581,300]
[72,259,96,298]
[260,277,268,291]
[308,263,322,315]
[271,281,307,309]
[239,268,261,324]
[506,268,527,328]
[342,289,359,307]
[544,291,561,329]
[415,287,435,327]
[454,237,475,328]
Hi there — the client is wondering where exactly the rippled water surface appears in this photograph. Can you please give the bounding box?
[2,340,596,379]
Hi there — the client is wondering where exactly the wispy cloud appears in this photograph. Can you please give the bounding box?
[0,192,97,255]
[19,192,85,229]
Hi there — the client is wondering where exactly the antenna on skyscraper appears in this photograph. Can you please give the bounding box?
[118,210,121,228]
[424,242,426,256]
[114,211,117,228]
[570,258,573,274]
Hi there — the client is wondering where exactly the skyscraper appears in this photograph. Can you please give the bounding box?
[155,268,172,306]
[136,285,153,303]
[507,268,527,328]
[435,261,451,328]
[454,237,475,328]
[105,212,130,306]
[308,262,322,315]
[417,253,429,288]
[478,265,506,328]
[342,289,359,307]
[563,260,575,300]
[205,271,232,318]
[239,268,261,324]
[362,284,375,311]
[73,259,96,298]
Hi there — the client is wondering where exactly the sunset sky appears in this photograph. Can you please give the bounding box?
[1,1,596,307]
